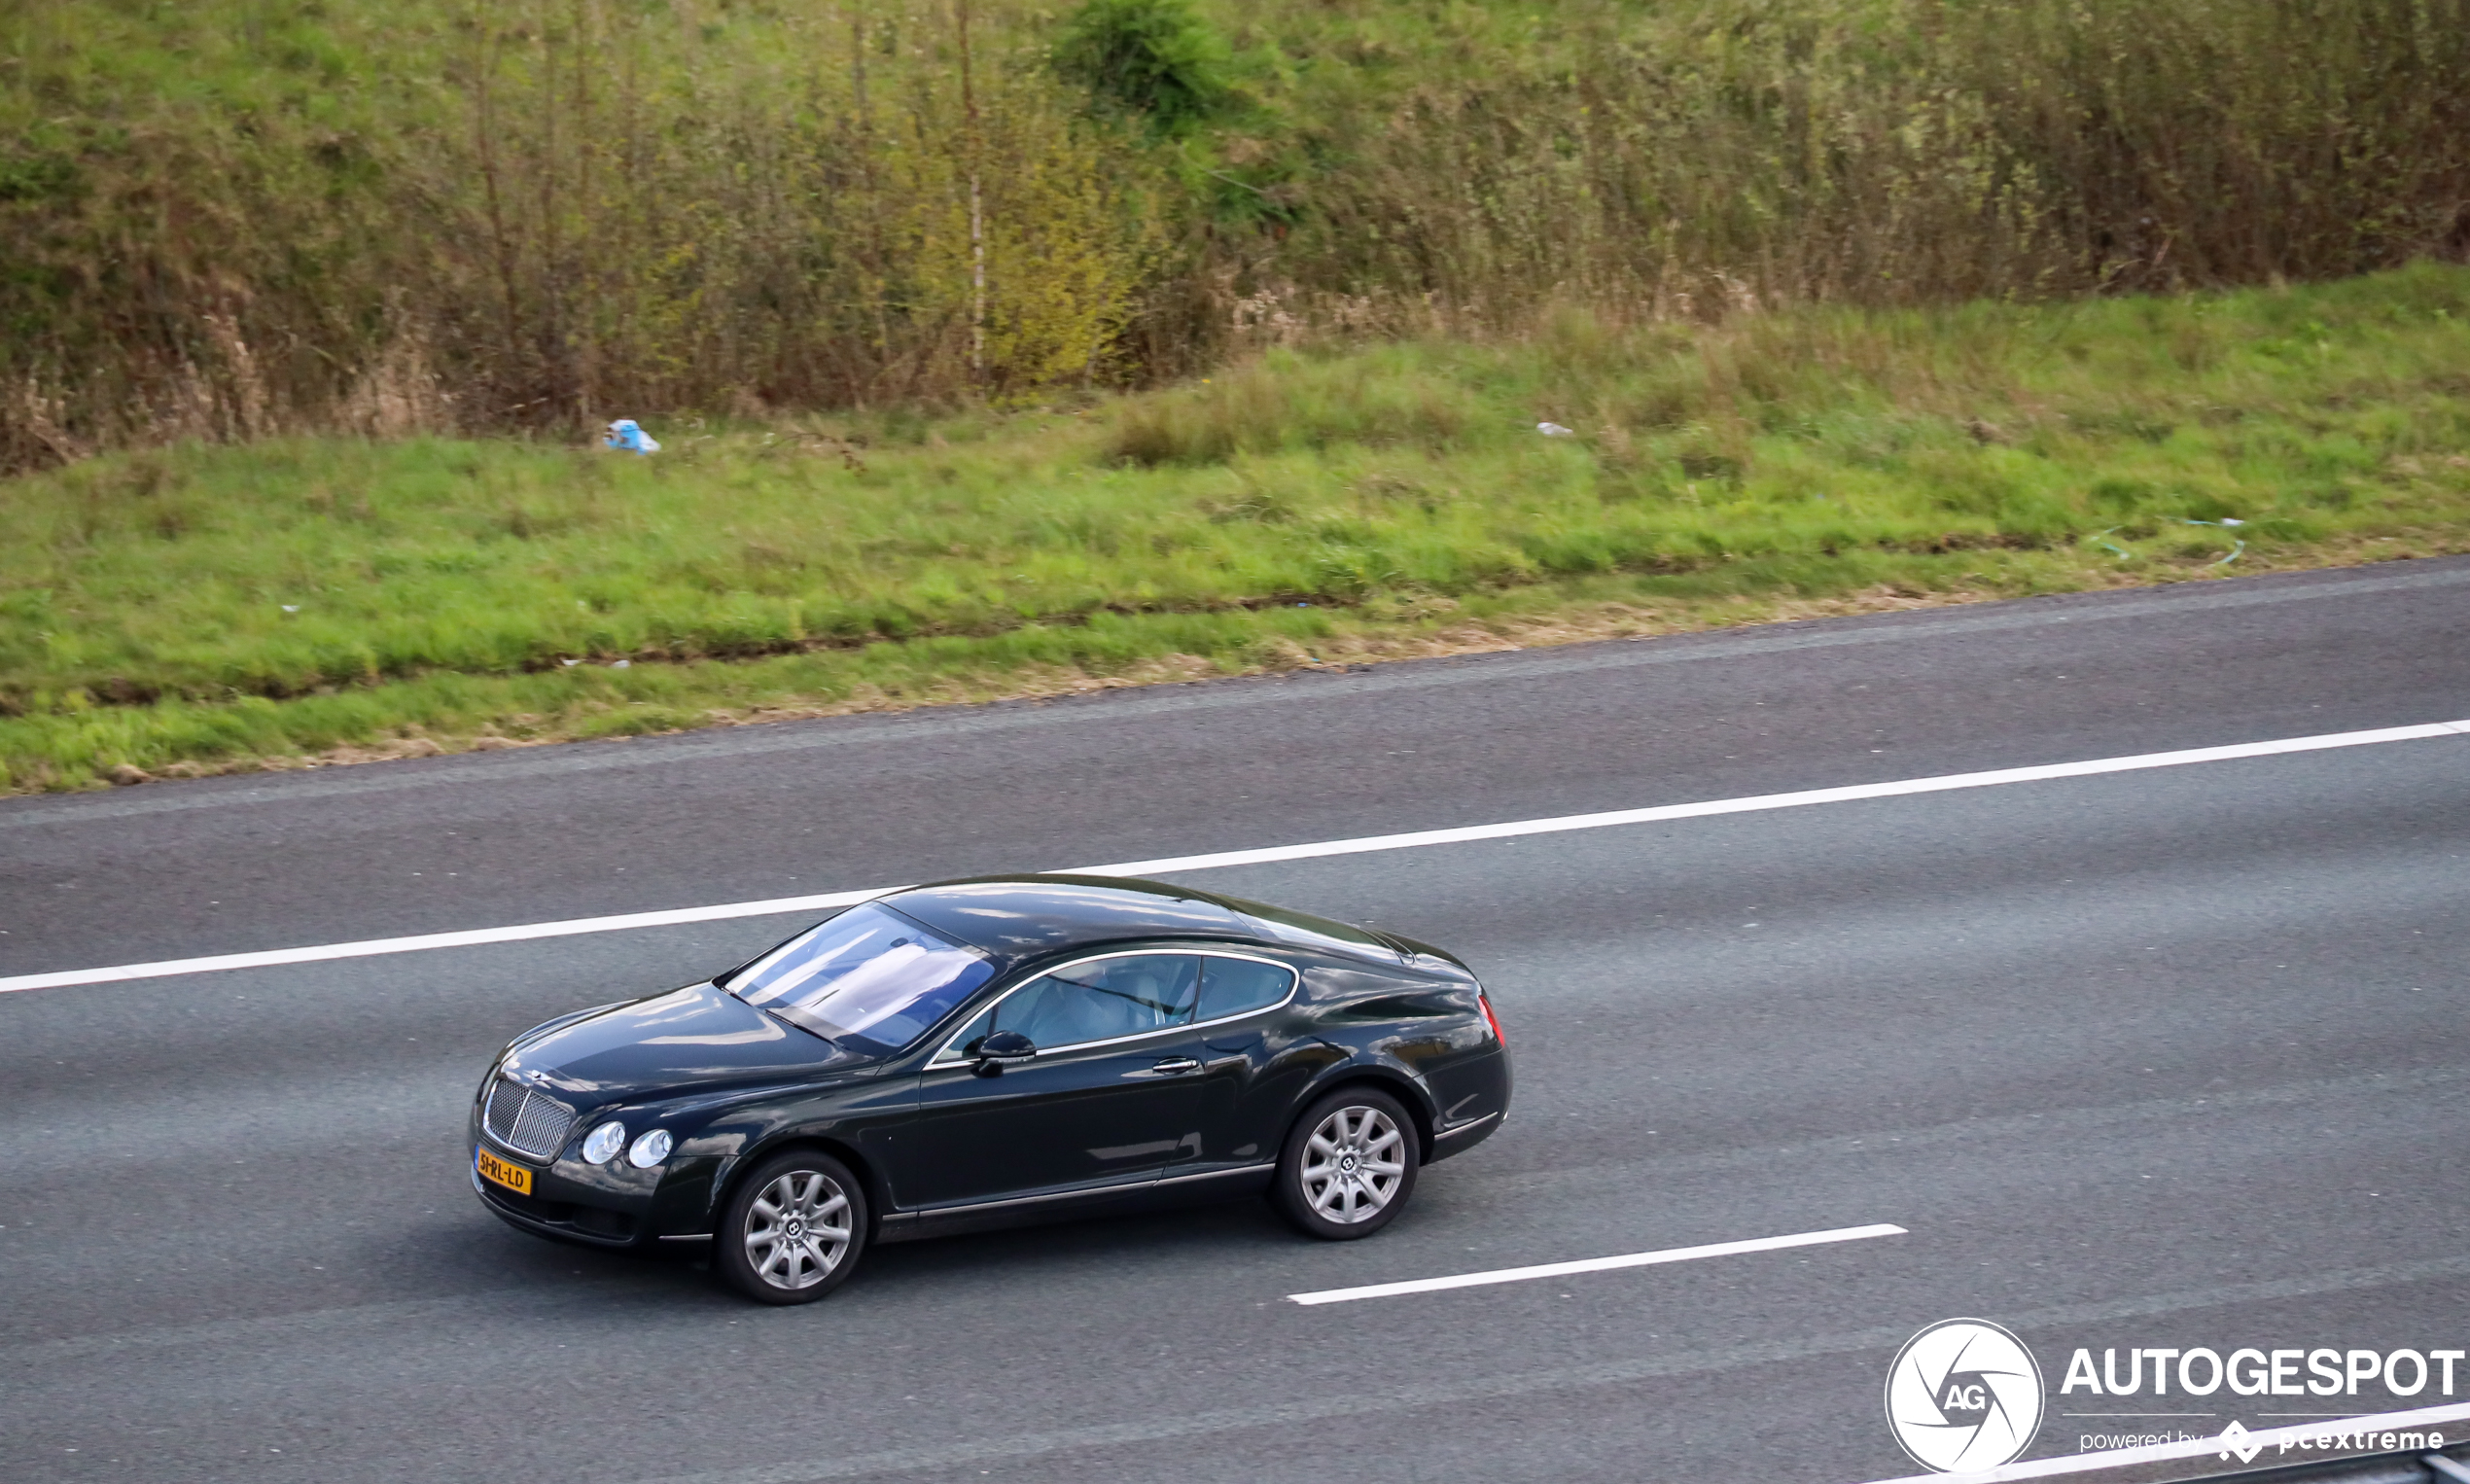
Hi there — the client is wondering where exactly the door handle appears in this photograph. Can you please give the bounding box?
[1150,1057,1201,1075]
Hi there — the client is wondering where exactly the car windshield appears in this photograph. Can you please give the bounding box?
[725,904,995,1055]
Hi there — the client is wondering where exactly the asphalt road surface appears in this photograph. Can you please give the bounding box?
[5,557,2469,1484]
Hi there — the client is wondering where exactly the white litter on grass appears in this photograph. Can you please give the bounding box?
[610,659,631,669]
[1536,421,1576,438]
[605,418,660,455]
[280,605,300,613]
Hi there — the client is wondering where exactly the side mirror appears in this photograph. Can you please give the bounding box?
[973,1030,1036,1077]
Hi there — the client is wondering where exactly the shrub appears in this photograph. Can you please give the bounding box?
[1052,0,1231,136]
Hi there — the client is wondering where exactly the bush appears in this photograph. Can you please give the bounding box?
[1053,0,1231,136]
[6,0,2469,470]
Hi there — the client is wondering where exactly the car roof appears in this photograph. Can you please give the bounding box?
[880,875,1255,960]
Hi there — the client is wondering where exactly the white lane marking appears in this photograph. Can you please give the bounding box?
[1074,718,2470,878]
[1287,1223,1908,1305]
[1852,1397,2470,1484]
[5,717,2466,996]
[0,890,889,995]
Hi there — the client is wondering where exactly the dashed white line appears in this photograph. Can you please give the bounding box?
[1286,1223,1909,1305]
[4,717,2464,996]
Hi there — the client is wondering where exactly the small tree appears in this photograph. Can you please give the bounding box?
[1052,0,1229,137]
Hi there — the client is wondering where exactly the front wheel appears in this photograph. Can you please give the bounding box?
[717,1149,868,1304]
[1273,1087,1419,1240]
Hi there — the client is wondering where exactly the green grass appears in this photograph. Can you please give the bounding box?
[10,0,2467,461]
[7,264,2470,792]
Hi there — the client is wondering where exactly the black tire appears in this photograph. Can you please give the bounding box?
[716,1148,869,1305]
[1272,1086,1420,1240]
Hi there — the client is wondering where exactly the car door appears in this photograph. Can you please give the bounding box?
[1183,951,1312,1177]
[896,953,1212,1211]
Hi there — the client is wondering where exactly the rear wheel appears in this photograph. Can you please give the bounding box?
[1273,1087,1418,1240]
[717,1149,867,1304]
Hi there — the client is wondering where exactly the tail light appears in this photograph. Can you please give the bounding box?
[1478,991,1506,1047]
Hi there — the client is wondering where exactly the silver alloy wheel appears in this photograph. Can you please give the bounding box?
[1299,1104,1407,1223]
[743,1169,853,1290]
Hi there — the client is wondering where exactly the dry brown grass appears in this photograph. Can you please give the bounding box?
[9,0,2469,470]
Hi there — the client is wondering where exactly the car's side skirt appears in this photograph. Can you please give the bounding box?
[874,1163,1277,1245]
[1154,1161,1276,1193]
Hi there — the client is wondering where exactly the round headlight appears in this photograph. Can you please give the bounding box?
[627,1128,673,1168]
[582,1119,626,1165]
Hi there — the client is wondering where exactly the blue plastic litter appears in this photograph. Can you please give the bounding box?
[2182,518,2245,564]
[605,418,661,455]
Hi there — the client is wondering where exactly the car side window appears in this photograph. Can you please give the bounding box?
[1196,956,1294,1022]
[941,954,1201,1059]
[940,1003,998,1062]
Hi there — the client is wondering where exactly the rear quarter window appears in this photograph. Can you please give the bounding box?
[1196,957,1295,1021]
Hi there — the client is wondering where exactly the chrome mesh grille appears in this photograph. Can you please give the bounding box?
[511,1090,578,1157]
[482,1077,523,1142]
[483,1076,578,1160]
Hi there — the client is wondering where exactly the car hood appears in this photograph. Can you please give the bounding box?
[503,981,868,1103]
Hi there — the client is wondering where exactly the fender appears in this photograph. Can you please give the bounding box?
[692,1128,891,1240]
[1296,1050,1441,1162]
[667,1084,908,1239]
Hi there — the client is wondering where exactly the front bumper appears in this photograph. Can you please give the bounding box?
[471,1160,650,1247]
[468,1103,663,1249]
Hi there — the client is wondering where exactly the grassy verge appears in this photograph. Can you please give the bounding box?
[7,265,2470,793]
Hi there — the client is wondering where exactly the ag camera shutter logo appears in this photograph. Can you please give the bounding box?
[1886,1319,2046,1471]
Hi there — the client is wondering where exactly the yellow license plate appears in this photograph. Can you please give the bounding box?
[476,1147,533,1195]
